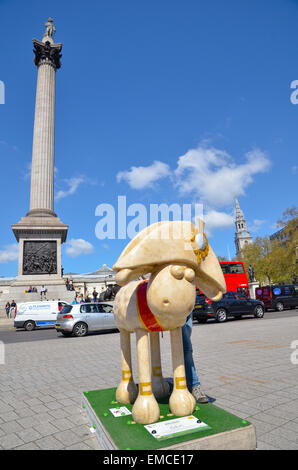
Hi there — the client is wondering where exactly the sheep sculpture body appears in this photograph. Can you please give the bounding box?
[112,220,226,425]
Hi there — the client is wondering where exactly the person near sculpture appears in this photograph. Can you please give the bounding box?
[182,313,208,403]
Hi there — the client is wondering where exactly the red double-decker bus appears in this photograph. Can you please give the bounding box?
[219,261,249,297]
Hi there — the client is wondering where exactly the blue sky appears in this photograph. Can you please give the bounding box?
[0,0,297,276]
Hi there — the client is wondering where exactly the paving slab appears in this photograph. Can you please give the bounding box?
[0,314,297,449]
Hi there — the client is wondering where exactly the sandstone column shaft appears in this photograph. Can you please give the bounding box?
[29,61,56,213]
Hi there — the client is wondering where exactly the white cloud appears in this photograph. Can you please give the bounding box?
[65,239,94,258]
[203,210,235,236]
[174,145,271,208]
[116,144,271,210]
[55,177,86,201]
[248,219,267,233]
[116,161,171,189]
[0,244,18,263]
[115,143,271,237]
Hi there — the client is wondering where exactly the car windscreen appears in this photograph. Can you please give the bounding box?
[100,304,113,313]
[60,305,73,314]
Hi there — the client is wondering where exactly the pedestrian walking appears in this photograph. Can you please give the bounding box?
[5,302,10,318]
[93,288,98,303]
[10,300,16,319]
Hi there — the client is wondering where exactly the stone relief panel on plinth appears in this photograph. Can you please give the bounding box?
[23,241,57,275]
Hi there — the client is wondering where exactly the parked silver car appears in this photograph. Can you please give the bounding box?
[55,302,117,337]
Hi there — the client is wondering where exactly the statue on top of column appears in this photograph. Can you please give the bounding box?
[34,17,62,69]
[43,17,56,40]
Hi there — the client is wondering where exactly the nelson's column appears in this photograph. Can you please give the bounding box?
[11,19,70,299]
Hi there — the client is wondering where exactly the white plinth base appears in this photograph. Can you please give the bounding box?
[249,281,259,299]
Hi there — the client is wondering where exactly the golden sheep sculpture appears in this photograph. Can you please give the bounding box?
[112,220,226,424]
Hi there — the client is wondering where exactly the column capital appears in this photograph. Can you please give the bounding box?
[33,39,62,69]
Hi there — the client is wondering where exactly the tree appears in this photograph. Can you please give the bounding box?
[241,237,275,284]
[241,207,298,284]
[276,205,298,228]
[217,256,228,262]
[275,205,298,281]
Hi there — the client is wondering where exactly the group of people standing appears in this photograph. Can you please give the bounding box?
[72,288,99,305]
[5,301,16,318]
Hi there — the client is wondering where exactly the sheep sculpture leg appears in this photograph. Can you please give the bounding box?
[117,327,195,423]
[150,332,170,400]
[169,327,196,416]
[132,329,160,424]
[116,329,138,404]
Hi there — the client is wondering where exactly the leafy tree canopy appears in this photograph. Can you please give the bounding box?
[240,206,298,284]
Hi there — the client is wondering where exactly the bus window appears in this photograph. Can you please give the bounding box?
[220,264,230,274]
[228,263,245,274]
[220,263,244,274]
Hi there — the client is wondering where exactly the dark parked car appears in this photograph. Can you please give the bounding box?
[255,284,298,311]
[192,291,265,323]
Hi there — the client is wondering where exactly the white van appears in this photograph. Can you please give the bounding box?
[14,300,70,331]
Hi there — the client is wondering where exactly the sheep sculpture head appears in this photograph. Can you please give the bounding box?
[112,220,226,424]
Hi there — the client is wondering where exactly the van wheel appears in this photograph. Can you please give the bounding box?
[216,308,227,323]
[276,302,284,312]
[73,322,88,337]
[24,320,36,331]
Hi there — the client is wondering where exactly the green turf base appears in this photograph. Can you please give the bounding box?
[82,387,256,450]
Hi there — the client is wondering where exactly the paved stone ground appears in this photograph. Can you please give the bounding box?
[0,314,298,450]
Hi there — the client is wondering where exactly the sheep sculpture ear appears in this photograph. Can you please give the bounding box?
[194,245,226,301]
[115,265,154,286]
[192,218,226,301]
